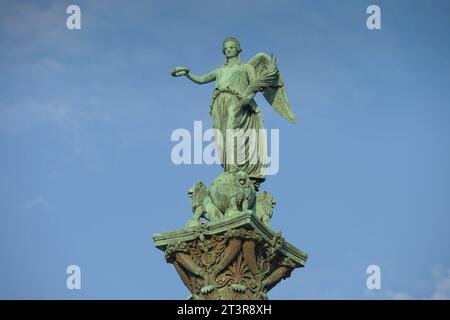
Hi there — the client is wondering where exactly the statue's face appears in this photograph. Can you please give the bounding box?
[223,41,239,59]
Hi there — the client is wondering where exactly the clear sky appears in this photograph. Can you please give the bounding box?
[1,0,449,299]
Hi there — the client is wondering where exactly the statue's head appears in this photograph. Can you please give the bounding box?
[222,37,242,59]
[188,181,209,210]
[236,170,248,186]
[188,182,208,199]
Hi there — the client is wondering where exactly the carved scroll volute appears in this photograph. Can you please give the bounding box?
[175,252,204,278]
[262,266,289,291]
[173,261,195,293]
[242,240,258,275]
[262,258,296,291]
[211,237,242,278]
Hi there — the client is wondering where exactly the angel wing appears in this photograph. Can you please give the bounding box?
[247,53,296,124]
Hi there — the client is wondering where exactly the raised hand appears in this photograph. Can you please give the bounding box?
[171,67,190,77]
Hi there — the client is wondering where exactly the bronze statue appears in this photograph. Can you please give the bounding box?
[154,38,308,300]
[172,37,296,186]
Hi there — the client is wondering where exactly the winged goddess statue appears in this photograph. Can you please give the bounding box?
[171,37,296,186]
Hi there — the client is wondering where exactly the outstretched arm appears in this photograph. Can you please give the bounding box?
[171,67,216,85]
[187,70,216,84]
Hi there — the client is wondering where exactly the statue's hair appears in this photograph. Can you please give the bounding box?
[222,37,242,54]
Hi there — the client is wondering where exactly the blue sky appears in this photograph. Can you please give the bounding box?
[1,0,450,299]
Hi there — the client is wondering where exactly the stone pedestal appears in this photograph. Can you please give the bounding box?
[153,212,308,300]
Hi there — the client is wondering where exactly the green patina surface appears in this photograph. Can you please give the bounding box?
[153,211,308,268]
[153,38,308,300]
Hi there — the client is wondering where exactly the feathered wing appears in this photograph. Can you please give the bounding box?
[247,53,297,124]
